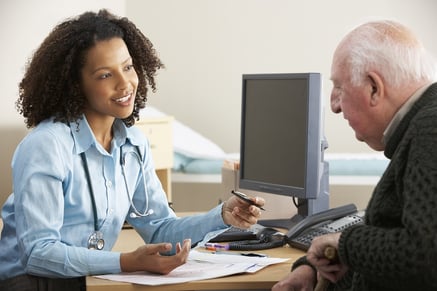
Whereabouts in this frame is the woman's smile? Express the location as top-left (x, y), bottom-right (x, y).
top-left (114, 93), bottom-right (134, 105)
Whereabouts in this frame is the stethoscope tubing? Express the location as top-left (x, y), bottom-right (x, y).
top-left (120, 146), bottom-right (153, 218)
top-left (81, 145), bottom-right (153, 232)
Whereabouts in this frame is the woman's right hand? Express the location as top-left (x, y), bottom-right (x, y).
top-left (120, 239), bottom-right (191, 274)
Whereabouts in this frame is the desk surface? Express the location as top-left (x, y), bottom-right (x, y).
top-left (86, 228), bottom-right (305, 291)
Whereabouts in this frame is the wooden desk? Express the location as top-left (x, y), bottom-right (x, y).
top-left (86, 228), bottom-right (305, 291)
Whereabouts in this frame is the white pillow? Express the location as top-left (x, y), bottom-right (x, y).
top-left (140, 107), bottom-right (226, 159)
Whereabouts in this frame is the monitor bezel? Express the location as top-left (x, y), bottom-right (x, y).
top-left (239, 72), bottom-right (323, 200)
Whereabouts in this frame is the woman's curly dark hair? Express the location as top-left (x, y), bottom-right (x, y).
top-left (16, 9), bottom-right (163, 128)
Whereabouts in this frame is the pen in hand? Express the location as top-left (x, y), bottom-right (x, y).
top-left (231, 190), bottom-right (266, 211)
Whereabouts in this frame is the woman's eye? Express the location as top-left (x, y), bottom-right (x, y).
top-left (99, 73), bottom-right (111, 79)
top-left (125, 64), bottom-right (134, 71)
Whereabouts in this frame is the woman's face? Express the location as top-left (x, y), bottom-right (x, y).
top-left (80, 37), bottom-right (138, 122)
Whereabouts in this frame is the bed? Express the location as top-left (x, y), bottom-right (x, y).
top-left (171, 151), bottom-right (389, 213)
top-left (172, 152), bottom-right (389, 185)
top-left (141, 107), bottom-right (390, 212)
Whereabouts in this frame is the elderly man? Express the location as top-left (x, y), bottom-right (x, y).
top-left (272, 20), bottom-right (437, 291)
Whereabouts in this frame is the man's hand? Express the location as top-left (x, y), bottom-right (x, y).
top-left (272, 265), bottom-right (316, 291)
top-left (306, 233), bottom-right (348, 283)
top-left (120, 239), bottom-right (191, 274)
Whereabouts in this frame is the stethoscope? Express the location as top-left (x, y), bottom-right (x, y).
top-left (119, 145), bottom-right (154, 218)
top-left (80, 145), bottom-right (154, 250)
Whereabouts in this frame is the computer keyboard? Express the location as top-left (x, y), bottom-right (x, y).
top-left (208, 224), bottom-right (286, 250)
top-left (209, 226), bottom-right (257, 242)
top-left (208, 224), bottom-right (265, 242)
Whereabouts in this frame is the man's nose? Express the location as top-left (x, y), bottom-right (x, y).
top-left (330, 94), bottom-right (341, 113)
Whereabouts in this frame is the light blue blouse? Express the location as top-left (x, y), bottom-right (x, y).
top-left (0, 116), bottom-right (227, 279)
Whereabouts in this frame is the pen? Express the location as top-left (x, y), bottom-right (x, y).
top-left (241, 252), bottom-right (267, 257)
top-left (231, 190), bottom-right (266, 211)
top-left (204, 242), bottom-right (229, 251)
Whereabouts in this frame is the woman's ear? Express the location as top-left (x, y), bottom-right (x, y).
top-left (367, 72), bottom-right (384, 106)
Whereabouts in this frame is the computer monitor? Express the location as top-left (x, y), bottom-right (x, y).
top-left (239, 73), bottom-right (329, 229)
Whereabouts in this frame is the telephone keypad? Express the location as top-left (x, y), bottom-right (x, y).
top-left (288, 212), bottom-right (364, 251)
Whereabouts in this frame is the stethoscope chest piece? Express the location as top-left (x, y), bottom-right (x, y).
top-left (88, 231), bottom-right (105, 250)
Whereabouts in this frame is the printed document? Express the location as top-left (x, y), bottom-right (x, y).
top-left (94, 249), bottom-right (289, 286)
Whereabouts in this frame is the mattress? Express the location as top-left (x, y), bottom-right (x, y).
top-left (173, 152), bottom-right (389, 176)
top-left (172, 152), bottom-right (390, 186)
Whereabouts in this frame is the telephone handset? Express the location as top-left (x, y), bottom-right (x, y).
top-left (286, 203), bottom-right (365, 251)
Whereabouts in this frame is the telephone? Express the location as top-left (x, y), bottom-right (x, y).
top-left (208, 203), bottom-right (365, 251)
top-left (286, 203), bottom-right (365, 251)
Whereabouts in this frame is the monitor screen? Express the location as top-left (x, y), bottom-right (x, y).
top-left (239, 73), bottom-right (329, 226)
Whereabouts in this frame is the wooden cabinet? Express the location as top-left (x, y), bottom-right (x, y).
top-left (135, 116), bottom-right (174, 203)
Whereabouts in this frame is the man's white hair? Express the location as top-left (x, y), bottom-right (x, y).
top-left (338, 20), bottom-right (437, 87)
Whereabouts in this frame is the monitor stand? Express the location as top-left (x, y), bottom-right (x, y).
top-left (257, 163), bottom-right (330, 230)
top-left (258, 213), bottom-right (306, 230)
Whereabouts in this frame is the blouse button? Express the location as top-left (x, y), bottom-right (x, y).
top-left (106, 180), bottom-right (112, 188)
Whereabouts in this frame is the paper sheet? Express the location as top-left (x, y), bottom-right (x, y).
top-left (94, 249), bottom-right (289, 286)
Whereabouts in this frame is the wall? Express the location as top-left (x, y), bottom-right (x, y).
top-left (1, 0), bottom-right (437, 206)
top-left (126, 0), bottom-right (437, 154)
top-left (0, 0), bottom-right (126, 205)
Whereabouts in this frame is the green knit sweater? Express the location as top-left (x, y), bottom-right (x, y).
top-left (333, 82), bottom-right (437, 291)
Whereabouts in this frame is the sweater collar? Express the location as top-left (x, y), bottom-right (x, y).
top-left (384, 82), bottom-right (437, 158)
top-left (382, 83), bottom-right (432, 146)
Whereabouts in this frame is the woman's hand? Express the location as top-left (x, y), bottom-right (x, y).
top-left (271, 265), bottom-right (316, 291)
top-left (221, 195), bottom-right (265, 228)
top-left (120, 239), bottom-right (191, 274)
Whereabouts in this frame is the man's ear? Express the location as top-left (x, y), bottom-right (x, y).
top-left (367, 72), bottom-right (384, 106)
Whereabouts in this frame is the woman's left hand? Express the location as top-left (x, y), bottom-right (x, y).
top-left (221, 195), bottom-right (265, 228)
